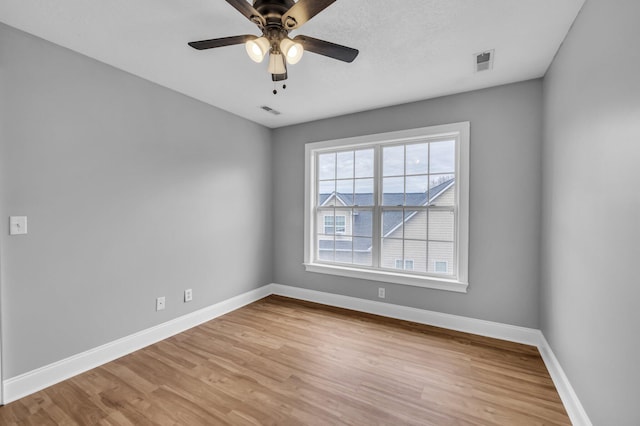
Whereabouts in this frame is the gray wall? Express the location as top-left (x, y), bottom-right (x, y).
top-left (273, 80), bottom-right (543, 328)
top-left (0, 24), bottom-right (273, 378)
top-left (541, 1), bottom-right (640, 424)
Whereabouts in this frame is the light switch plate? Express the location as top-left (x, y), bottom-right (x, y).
top-left (9, 216), bottom-right (28, 235)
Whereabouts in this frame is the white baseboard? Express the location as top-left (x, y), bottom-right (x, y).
top-left (2, 282), bottom-right (591, 426)
top-left (269, 283), bottom-right (542, 346)
top-left (2, 285), bottom-right (271, 404)
top-left (538, 334), bottom-right (593, 426)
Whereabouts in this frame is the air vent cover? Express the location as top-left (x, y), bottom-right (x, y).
top-left (474, 50), bottom-right (495, 72)
top-left (260, 105), bottom-right (281, 115)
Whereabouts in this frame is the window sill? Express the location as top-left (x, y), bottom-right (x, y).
top-left (303, 263), bottom-right (468, 293)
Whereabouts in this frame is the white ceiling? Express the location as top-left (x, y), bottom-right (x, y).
top-left (0, 0), bottom-right (584, 128)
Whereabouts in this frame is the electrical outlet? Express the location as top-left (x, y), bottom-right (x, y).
top-left (9, 216), bottom-right (28, 235)
top-left (378, 287), bottom-right (386, 299)
top-left (156, 296), bottom-right (166, 311)
top-left (184, 289), bottom-right (193, 302)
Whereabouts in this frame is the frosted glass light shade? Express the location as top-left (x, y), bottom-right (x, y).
top-left (268, 53), bottom-right (286, 74)
top-left (280, 38), bottom-right (304, 64)
top-left (245, 37), bottom-right (270, 63)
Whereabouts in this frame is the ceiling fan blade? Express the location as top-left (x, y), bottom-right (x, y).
top-left (294, 35), bottom-right (359, 63)
top-left (225, 0), bottom-right (265, 27)
top-left (188, 35), bottom-right (256, 50)
top-left (282, 0), bottom-right (336, 30)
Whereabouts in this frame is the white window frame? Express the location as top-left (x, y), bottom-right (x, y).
top-left (304, 122), bottom-right (470, 293)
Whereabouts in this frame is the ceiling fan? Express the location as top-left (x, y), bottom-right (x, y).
top-left (188, 0), bottom-right (359, 91)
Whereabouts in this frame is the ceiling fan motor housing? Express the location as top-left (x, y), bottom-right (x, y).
top-left (253, 0), bottom-right (295, 26)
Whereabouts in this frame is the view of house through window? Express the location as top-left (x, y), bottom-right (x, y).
top-left (305, 123), bottom-right (469, 291)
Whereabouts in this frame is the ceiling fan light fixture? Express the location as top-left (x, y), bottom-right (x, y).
top-left (280, 38), bottom-right (304, 64)
top-left (268, 53), bottom-right (287, 74)
top-left (188, 0), bottom-right (360, 85)
top-left (245, 36), bottom-right (270, 63)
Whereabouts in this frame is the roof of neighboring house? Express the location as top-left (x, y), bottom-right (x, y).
top-left (319, 239), bottom-right (369, 251)
top-left (318, 178), bottom-right (454, 251)
top-left (319, 178), bottom-right (453, 208)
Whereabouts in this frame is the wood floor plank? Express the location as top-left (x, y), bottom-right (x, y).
top-left (0, 295), bottom-right (571, 425)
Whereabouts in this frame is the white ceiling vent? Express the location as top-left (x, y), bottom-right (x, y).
top-left (260, 105), bottom-right (281, 115)
top-left (474, 50), bottom-right (495, 72)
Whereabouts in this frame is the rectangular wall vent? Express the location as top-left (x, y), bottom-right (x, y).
top-left (260, 105), bottom-right (281, 115)
top-left (474, 49), bottom-right (495, 72)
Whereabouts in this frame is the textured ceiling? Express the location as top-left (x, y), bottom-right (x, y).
top-left (0, 0), bottom-right (584, 128)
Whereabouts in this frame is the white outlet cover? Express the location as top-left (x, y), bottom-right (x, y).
top-left (156, 296), bottom-right (166, 311)
top-left (184, 289), bottom-right (193, 302)
top-left (9, 216), bottom-right (28, 235)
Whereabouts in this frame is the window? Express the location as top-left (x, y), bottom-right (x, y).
top-left (395, 259), bottom-right (414, 270)
top-left (434, 261), bottom-right (448, 274)
top-left (323, 215), bottom-right (346, 234)
top-left (304, 122), bottom-right (469, 293)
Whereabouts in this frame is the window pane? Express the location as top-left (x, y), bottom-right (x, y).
top-left (318, 180), bottom-right (335, 206)
top-left (428, 209), bottom-right (454, 241)
top-left (353, 209), bottom-right (372, 238)
top-left (336, 179), bottom-right (354, 205)
top-left (406, 175), bottom-right (429, 206)
top-left (336, 151), bottom-right (354, 179)
top-left (319, 153), bottom-right (336, 180)
top-left (428, 241), bottom-right (455, 274)
top-left (355, 149), bottom-right (374, 178)
top-left (382, 177), bottom-right (404, 206)
top-left (404, 210), bottom-right (427, 240)
top-left (406, 143), bottom-right (428, 175)
top-left (381, 238), bottom-right (403, 269)
top-left (430, 140), bottom-right (455, 174)
top-left (354, 178), bottom-right (374, 206)
top-left (404, 240), bottom-right (427, 272)
top-left (334, 239), bottom-right (353, 264)
top-left (335, 215), bottom-right (346, 233)
top-left (382, 210), bottom-right (403, 238)
top-left (353, 238), bottom-right (372, 266)
top-left (317, 237), bottom-right (334, 262)
top-left (383, 145), bottom-right (404, 176)
top-left (429, 174), bottom-right (455, 206)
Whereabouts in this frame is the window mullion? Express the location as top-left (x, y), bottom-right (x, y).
top-left (372, 145), bottom-right (382, 268)
top-left (402, 145), bottom-right (406, 267)
top-left (313, 153), bottom-right (320, 263)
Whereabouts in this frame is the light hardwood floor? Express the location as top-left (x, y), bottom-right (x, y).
top-left (0, 295), bottom-right (570, 425)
